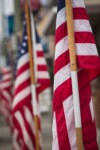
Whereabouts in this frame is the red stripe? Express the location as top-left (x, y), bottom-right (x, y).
top-left (14, 78), bottom-right (30, 96)
top-left (27, 103), bottom-right (41, 131)
top-left (0, 92), bottom-right (9, 103)
top-left (54, 72), bottom-right (99, 149)
top-left (56, 104), bottom-right (71, 150)
top-left (54, 53), bottom-right (100, 75)
top-left (37, 65), bottom-right (48, 71)
top-left (1, 78), bottom-right (12, 84)
top-left (79, 76), bottom-right (99, 150)
top-left (75, 32), bottom-right (95, 43)
top-left (20, 107), bottom-right (35, 149)
top-left (56, 22), bottom-right (67, 44)
top-left (13, 94), bottom-right (31, 112)
top-left (77, 55), bottom-right (100, 69)
top-left (17, 62), bottom-right (29, 76)
top-left (54, 50), bottom-right (70, 74)
top-left (73, 8), bottom-right (88, 20)
top-left (53, 78), bottom-right (72, 110)
top-left (1, 89), bottom-right (12, 102)
top-left (37, 51), bottom-right (44, 57)
top-left (56, 22), bottom-right (95, 44)
top-left (37, 84), bottom-right (50, 94)
top-left (13, 115), bottom-right (29, 150)
top-left (1, 70), bottom-right (12, 74)
top-left (37, 78), bottom-right (51, 84)
top-left (53, 70), bottom-right (96, 110)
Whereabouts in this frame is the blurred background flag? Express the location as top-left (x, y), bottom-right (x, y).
top-left (12, 17), bottom-right (39, 150)
top-left (35, 25), bottom-right (51, 113)
top-left (0, 50), bottom-right (13, 133)
top-left (35, 29), bottom-right (51, 95)
top-left (12, 12), bottom-right (51, 149)
top-left (52, 0), bottom-right (100, 149)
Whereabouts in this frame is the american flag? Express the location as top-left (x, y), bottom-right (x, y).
top-left (35, 28), bottom-right (51, 95)
top-left (12, 16), bottom-right (50, 150)
top-left (0, 54), bottom-right (13, 131)
top-left (52, 0), bottom-right (100, 149)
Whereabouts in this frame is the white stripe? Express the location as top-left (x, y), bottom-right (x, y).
top-left (2, 90), bottom-right (12, 102)
top-left (72, 0), bottom-right (85, 8)
top-left (2, 74), bottom-right (12, 80)
top-left (15, 69), bottom-right (30, 89)
top-left (35, 44), bottom-right (42, 51)
top-left (18, 53), bottom-right (29, 70)
top-left (71, 71), bottom-right (82, 128)
top-left (37, 71), bottom-right (49, 79)
top-left (54, 64), bottom-right (71, 91)
top-left (31, 84), bottom-right (38, 115)
top-left (13, 129), bottom-right (21, 150)
top-left (13, 140), bottom-right (20, 150)
top-left (57, 10), bottom-right (91, 31)
top-left (52, 112), bottom-right (59, 150)
top-left (57, 7), bottom-right (89, 29)
top-left (0, 82), bottom-right (12, 89)
top-left (63, 96), bottom-right (77, 150)
top-left (37, 58), bottom-right (46, 65)
top-left (24, 106), bottom-right (35, 135)
top-left (76, 43), bottom-right (98, 56)
top-left (55, 36), bottom-right (98, 60)
top-left (57, 0), bottom-right (85, 21)
top-left (15, 112), bottom-right (34, 150)
top-left (1, 67), bottom-right (11, 73)
top-left (74, 20), bottom-right (92, 32)
top-left (24, 106), bottom-right (42, 147)
top-left (89, 97), bottom-right (95, 121)
top-left (56, 8), bottom-right (66, 29)
top-left (13, 86), bottom-right (31, 109)
top-left (55, 36), bottom-right (68, 60)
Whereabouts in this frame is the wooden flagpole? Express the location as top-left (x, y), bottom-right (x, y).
top-left (25, 0), bottom-right (40, 150)
top-left (65, 0), bottom-right (83, 149)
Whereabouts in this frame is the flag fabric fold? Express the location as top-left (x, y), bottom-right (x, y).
top-left (52, 0), bottom-right (100, 149)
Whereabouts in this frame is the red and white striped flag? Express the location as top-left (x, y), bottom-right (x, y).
top-left (52, 0), bottom-right (100, 149)
top-left (0, 66), bottom-right (13, 131)
top-left (12, 17), bottom-right (51, 150)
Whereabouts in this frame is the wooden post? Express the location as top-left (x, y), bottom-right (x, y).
top-left (65, 0), bottom-right (83, 149)
top-left (25, 0), bottom-right (40, 150)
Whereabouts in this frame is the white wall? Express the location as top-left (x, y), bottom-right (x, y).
top-left (4, 0), bottom-right (15, 16)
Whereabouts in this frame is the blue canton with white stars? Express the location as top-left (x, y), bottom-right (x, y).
top-left (18, 18), bottom-right (28, 60)
top-left (14, 17), bottom-right (28, 78)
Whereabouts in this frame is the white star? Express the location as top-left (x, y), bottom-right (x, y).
top-left (22, 42), bottom-right (27, 47)
top-left (24, 36), bottom-right (28, 40)
top-left (21, 49), bottom-right (25, 54)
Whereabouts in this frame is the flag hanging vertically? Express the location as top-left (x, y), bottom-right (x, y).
top-left (35, 29), bottom-right (51, 113)
top-left (52, 0), bottom-right (100, 150)
top-left (12, 14), bottom-right (51, 150)
top-left (35, 29), bottom-right (51, 95)
top-left (12, 18), bottom-right (41, 150)
top-left (0, 53), bottom-right (13, 131)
